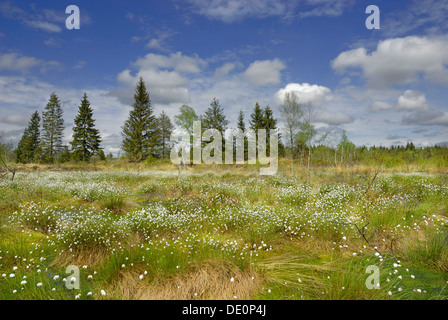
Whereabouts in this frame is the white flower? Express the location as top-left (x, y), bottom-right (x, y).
top-left (230, 277), bottom-right (235, 282)
top-left (21, 280), bottom-right (27, 285)
top-left (53, 275), bottom-right (60, 281)
top-left (139, 275), bottom-right (144, 280)
top-left (37, 283), bottom-right (42, 287)
top-left (411, 275), bottom-right (415, 279)
top-left (388, 291), bottom-right (392, 296)
top-left (101, 290), bottom-right (106, 296)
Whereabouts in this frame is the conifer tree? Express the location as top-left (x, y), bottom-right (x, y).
top-left (121, 78), bottom-right (159, 162)
top-left (16, 111), bottom-right (40, 164)
top-left (262, 106), bottom-right (283, 156)
top-left (237, 110), bottom-right (246, 132)
top-left (201, 98), bottom-right (229, 136)
top-left (157, 111), bottom-right (174, 158)
top-left (41, 93), bottom-right (64, 163)
top-left (249, 102), bottom-right (264, 131)
top-left (236, 110), bottom-right (248, 160)
top-left (71, 93), bottom-right (102, 162)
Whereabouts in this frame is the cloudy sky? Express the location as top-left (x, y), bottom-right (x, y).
top-left (1, 0), bottom-right (448, 154)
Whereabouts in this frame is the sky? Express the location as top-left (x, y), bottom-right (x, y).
top-left (1, 0), bottom-right (448, 155)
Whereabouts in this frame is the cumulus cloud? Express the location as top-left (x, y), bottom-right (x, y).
top-left (0, 53), bottom-right (41, 73)
top-left (215, 62), bottom-right (238, 79)
top-left (244, 59), bottom-right (285, 87)
top-left (397, 90), bottom-right (428, 111)
top-left (275, 83), bottom-right (331, 106)
top-left (111, 52), bottom-right (206, 105)
top-left (332, 36), bottom-right (448, 87)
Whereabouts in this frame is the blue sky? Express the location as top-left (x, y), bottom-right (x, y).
top-left (1, 0), bottom-right (448, 154)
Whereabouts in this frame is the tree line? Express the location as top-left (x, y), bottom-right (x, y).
top-left (8, 77), bottom-right (448, 167)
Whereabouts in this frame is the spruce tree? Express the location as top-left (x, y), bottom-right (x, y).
top-left (121, 78), bottom-right (159, 162)
top-left (71, 93), bottom-right (102, 162)
top-left (249, 102), bottom-right (264, 131)
top-left (41, 93), bottom-right (64, 163)
top-left (202, 98), bottom-right (229, 136)
top-left (16, 111), bottom-right (40, 164)
top-left (237, 110), bottom-right (246, 132)
top-left (262, 106), bottom-right (283, 156)
top-left (236, 110), bottom-right (248, 160)
top-left (157, 111), bottom-right (174, 158)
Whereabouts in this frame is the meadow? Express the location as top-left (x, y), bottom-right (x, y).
top-left (1, 160), bottom-right (447, 300)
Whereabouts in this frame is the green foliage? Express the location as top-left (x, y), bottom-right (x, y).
top-left (237, 110), bottom-right (246, 132)
top-left (201, 98), bottom-right (229, 136)
top-left (174, 105), bottom-right (198, 133)
top-left (16, 111), bottom-right (41, 164)
top-left (157, 111), bottom-right (174, 158)
top-left (40, 93), bottom-right (64, 163)
top-left (121, 78), bottom-right (160, 162)
top-left (249, 102), bottom-right (264, 131)
top-left (71, 93), bottom-right (102, 162)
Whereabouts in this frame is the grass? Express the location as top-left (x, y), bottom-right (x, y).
top-left (0, 161), bottom-right (447, 300)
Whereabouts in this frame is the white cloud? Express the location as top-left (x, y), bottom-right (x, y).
top-left (299, 0), bottom-right (355, 18)
top-left (186, 0), bottom-right (295, 23)
top-left (317, 112), bottom-right (353, 126)
top-left (24, 20), bottom-right (61, 33)
top-left (215, 62), bottom-right (238, 79)
top-left (0, 2), bottom-right (62, 33)
top-left (112, 52), bottom-right (206, 105)
top-left (383, 0), bottom-right (448, 37)
top-left (185, 0), bottom-right (354, 23)
top-left (402, 109), bottom-right (448, 127)
top-left (370, 101), bottom-right (393, 112)
top-left (132, 52), bottom-right (205, 74)
top-left (332, 36), bottom-right (448, 87)
top-left (397, 90), bottom-right (428, 111)
top-left (0, 53), bottom-right (41, 73)
top-left (275, 83), bottom-right (331, 106)
top-left (244, 59), bottom-right (285, 87)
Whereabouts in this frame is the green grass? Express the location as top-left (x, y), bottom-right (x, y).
top-left (1, 166), bottom-right (447, 300)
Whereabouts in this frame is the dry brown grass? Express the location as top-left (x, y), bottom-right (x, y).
top-left (50, 249), bottom-right (111, 268)
top-left (108, 260), bottom-right (263, 300)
